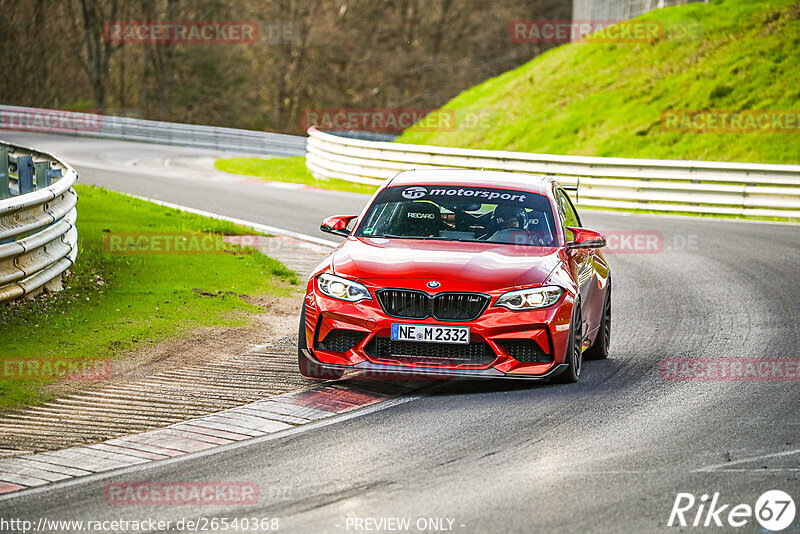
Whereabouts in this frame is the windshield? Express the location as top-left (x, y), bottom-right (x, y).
top-left (355, 185), bottom-right (557, 246)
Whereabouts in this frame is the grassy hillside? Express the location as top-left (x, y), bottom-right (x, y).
top-left (399, 0), bottom-right (800, 164)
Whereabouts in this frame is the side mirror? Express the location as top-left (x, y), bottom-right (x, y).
top-left (320, 215), bottom-right (358, 237)
top-left (565, 227), bottom-right (606, 249)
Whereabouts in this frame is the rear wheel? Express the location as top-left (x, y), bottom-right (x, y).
top-left (298, 307), bottom-right (345, 380)
top-left (553, 302), bottom-right (583, 384)
top-left (585, 288), bottom-right (611, 360)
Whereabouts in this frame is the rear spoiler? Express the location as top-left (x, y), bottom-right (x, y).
top-left (560, 178), bottom-right (579, 202)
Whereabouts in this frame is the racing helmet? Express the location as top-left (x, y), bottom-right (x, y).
top-left (491, 205), bottom-right (528, 230)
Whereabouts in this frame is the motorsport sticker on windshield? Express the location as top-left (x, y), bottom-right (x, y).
top-left (397, 185), bottom-right (528, 203)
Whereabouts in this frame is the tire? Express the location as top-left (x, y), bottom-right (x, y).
top-left (298, 307), bottom-right (345, 380)
top-left (553, 302), bottom-right (583, 384)
top-left (585, 287), bottom-right (611, 360)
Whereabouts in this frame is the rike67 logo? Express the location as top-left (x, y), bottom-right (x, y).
top-left (669, 490), bottom-right (796, 531)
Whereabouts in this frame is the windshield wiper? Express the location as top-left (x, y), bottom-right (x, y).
top-left (366, 233), bottom-right (415, 239)
top-left (366, 234), bottom-right (480, 242)
top-left (431, 238), bottom-right (479, 243)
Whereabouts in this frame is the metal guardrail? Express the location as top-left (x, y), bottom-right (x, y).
top-left (0, 105), bottom-right (307, 157)
top-left (306, 127), bottom-right (800, 219)
top-left (0, 140), bottom-right (78, 303)
top-left (572, 0), bottom-right (707, 22)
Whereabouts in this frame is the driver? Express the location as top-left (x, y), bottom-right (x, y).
top-left (491, 205), bottom-right (528, 231)
top-left (486, 205), bottom-right (534, 244)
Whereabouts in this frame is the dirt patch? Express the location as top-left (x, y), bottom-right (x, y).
top-left (39, 293), bottom-right (304, 400)
top-left (0, 290), bottom-right (311, 455)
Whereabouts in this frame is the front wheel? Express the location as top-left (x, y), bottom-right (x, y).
top-left (553, 302), bottom-right (583, 384)
top-left (298, 307), bottom-right (345, 380)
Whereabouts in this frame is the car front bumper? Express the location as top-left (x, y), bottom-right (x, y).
top-left (303, 279), bottom-right (576, 380)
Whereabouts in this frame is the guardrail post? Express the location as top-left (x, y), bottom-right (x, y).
top-left (46, 168), bottom-right (62, 184)
top-left (34, 161), bottom-right (51, 189)
top-left (0, 149), bottom-right (11, 243)
top-left (0, 148), bottom-right (9, 199)
top-left (17, 155), bottom-right (34, 194)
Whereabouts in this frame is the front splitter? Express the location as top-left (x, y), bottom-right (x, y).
top-left (302, 349), bottom-right (568, 381)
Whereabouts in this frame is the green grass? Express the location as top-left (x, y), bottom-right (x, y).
top-left (215, 156), bottom-right (378, 195)
top-left (398, 0), bottom-right (800, 164)
top-left (0, 185), bottom-right (298, 410)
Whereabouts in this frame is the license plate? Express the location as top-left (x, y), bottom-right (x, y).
top-left (391, 323), bottom-right (470, 345)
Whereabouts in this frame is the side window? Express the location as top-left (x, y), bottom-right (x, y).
top-left (562, 191), bottom-right (582, 228)
top-left (554, 191), bottom-right (567, 225)
top-left (556, 189), bottom-right (581, 241)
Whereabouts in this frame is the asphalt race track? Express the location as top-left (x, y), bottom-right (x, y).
top-left (2, 132), bottom-right (366, 239)
top-left (0, 132), bottom-right (798, 533)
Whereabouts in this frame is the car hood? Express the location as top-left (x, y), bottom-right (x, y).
top-left (332, 237), bottom-right (562, 290)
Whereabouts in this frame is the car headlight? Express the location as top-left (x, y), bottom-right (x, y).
top-left (317, 273), bottom-right (371, 302)
top-left (495, 286), bottom-right (563, 310)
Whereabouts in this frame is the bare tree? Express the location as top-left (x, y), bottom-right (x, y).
top-left (0, 0), bottom-right (572, 131)
top-left (73, 0), bottom-right (123, 112)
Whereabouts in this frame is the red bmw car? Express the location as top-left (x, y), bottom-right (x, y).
top-left (298, 169), bottom-right (611, 383)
